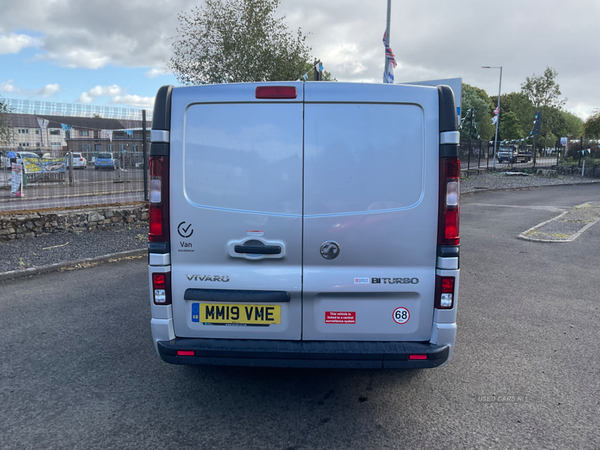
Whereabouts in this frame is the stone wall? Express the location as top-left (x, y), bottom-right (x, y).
top-left (0, 203), bottom-right (148, 241)
top-left (556, 164), bottom-right (600, 178)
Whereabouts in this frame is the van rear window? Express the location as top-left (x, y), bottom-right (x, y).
top-left (304, 103), bottom-right (425, 215)
top-left (183, 103), bottom-right (303, 215)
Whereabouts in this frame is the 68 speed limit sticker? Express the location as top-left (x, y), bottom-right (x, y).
top-left (392, 307), bottom-right (410, 324)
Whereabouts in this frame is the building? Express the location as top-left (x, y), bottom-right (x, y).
top-left (1, 113), bottom-right (150, 166)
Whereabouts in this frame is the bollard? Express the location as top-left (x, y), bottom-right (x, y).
top-left (114, 159), bottom-right (124, 183)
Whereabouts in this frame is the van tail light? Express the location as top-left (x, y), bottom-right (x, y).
top-left (435, 275), bottom-right (455, 309)
top-left (152, 272), bottom-right (171, 305)
top-left (149, 156), bottom-right (170, 242)
top-left (438, 157), bottom-right (460, 246)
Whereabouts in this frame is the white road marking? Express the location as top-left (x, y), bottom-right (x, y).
top-left (465, 203), bottom-right (568, 212)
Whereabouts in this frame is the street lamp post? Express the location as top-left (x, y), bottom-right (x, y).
top-left (482, 66), bottom-right (502, 168)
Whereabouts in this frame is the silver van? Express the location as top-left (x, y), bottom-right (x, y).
top-left (148, 82), bottom-right (460, 369)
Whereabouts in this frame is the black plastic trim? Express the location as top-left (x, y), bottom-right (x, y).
top-left (437, 85), bottom-right (458, 133)
top-left (437, 245), bottom-right (460, 258)
top-left (152, 85), bottom-right (173, 131)
top-left (440, 144), bottom-right (459, 158)
top-left (157, 338), bottom-right (450, 369)
top-left (184, 289), bottom-right (290, 303)
top-left (148, 242), bottom-right (170, 254)
top-left (150, 142), bottom-right (169, 157)
top-left (234, 245), bottom-right (281, 255)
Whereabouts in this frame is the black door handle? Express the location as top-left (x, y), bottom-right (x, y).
top-left (234, 245), bottom-right (281, 255)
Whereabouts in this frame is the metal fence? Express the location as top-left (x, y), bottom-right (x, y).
top-left (0, 100), bottom-right (151, 212)
top-left (459, 138), bottom-right (565, 172)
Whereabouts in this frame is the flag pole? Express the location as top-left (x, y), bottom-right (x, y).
top-left (383, 0), bottom-right (391, 82)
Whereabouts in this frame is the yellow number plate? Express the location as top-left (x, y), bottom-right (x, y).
top-left (199, 303), bottom-right (281, 325)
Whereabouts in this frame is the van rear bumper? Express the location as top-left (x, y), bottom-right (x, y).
top-left (157, 338), bottom-right (450, 369)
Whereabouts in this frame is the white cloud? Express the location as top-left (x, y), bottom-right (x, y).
top-left (78, 85), bottom-right (122, 102)
top-left (0, 80), bottom-right (20, 93)
top-left (38, 83), bottom-right (60, 97)
top-left (77, 92), bottom-right (93, 103)
top-left (145, 67), bottom-right (169, 78)
top-left (110, 95), bottom-right (154, 108)
top-left (89, 85), bottom-right (122, 97)
top-left (76, 85), bottom-right (154, 108)
top-left (0, 32), bottom-right (40, 54)
top-left (41, 49), bottom-right (111, 69)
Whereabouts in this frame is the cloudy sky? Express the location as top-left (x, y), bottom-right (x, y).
top-left (0, 0), bottom-right (598, 119)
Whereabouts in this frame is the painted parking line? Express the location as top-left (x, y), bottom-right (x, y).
top-left (464, 203), bottom-right (568, 213)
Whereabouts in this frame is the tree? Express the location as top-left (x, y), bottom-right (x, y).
top-left (0, 97), bottom-right (13, 146)
top-left (520, 67), bottom-right (568, 145)
top-left (499, 111), bottom-right (523, 140)
top-left (461, 83), bottom-right (494, 140)
top-left (498, 92), bottom-right (535, 138)
top-left (168, 0), bottom-right (313, 85)
top-left (520, 66), bottom-right (566, 110)
top-left (583, 111), bottom-right (600, 138)
top-left (561, 110), bottom-right (583, 138)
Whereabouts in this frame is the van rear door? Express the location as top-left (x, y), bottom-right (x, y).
top-left (169, 83), bottom-right (304, 340)
top-left (302, 83), bottom-right (440, 341)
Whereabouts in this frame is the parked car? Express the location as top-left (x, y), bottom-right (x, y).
top-left (95, 152), bottom-right (116, 170)
top-left (67, 152), bottom-right (87, 169)
top-left (497, 146), bottom-right (531, 164)
top-left (1, 151), bottom-right (39, 168)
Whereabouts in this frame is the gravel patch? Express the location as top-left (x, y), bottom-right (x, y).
top-left (462, 171), bottom-right (599, 194)
top-left (519, 202), bottom-right (600, 242)
top-left (0, 224), bottom-right (148, 273)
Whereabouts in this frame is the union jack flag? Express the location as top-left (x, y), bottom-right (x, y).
top-left (494, 106), bottom-right (500, 115)
top-left (383, 32), bottom-right (397, 68)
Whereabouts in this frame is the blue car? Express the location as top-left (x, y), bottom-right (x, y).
top-left (95, 152), bottom-right (116, 170)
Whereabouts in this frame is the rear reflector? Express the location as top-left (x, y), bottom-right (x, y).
top-left (409, 355), bottom-right (427, 360)
top-left (435, 275), bottom-right (455, 309)
top-left (255, 86), bottom-right (297, 99)
top-left (149, 207), bottom-right (162, 236)
top-left (177, 351), bottom-right (195, 356)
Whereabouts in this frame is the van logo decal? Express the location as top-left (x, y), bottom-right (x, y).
top-left (177, 222), bottom-right (194, 238)
top-left (320, 241), bottom-right (340, 260)
top-left (372, 277), bottom-right (419, 284)
top-left (186, 275), bottom-right (230, 282)
top-left (354, 277), bottom-right (370, 284)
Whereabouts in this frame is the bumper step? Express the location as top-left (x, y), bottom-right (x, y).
top-left (158, 338), bottom-right (449, 369)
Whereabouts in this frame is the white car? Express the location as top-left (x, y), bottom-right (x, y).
top-left (68, 152), bottom-right (87, 169)
top-left (2, 151), bottom-right (37, 168)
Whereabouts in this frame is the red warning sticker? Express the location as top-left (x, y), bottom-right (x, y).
top-left (325, 311), bottom-right (356, 324)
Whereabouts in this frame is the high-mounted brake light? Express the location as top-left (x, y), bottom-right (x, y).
top-left (435, 275), bottom-right (455, 309)
top-left (152, 272), bottom-right (171, 305)
top-left (438, 158), bottom-right (460, 245)
top-left (149, 156), bottom-right (170, 242)
top-left (255, 86), bottom-right (297, 99)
